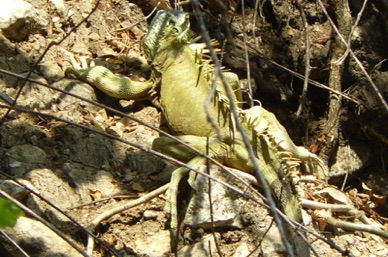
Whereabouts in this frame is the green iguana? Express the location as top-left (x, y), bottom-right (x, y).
top-left (66, 10), bottom-right (328, 256)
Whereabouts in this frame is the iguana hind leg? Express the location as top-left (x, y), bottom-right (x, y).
top-left (164, 156), bottom-right (207, 229)
top-left (153, 136), bottom-right (212, 246)
top-left (243, 106), bottom-right (329, 179)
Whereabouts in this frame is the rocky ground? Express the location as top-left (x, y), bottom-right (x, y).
top-left (0, 0), bottom-right (387, 256)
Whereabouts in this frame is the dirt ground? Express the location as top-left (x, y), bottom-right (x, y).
top-left (0, 0), bottom-right (387, 256)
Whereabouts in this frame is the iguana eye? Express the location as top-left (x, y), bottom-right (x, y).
top-left (173, 26), bottom-right (182, 34)
top-left (169, 26), bottom-right (177, 37)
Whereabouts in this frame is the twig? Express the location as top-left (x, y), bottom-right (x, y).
top-left (0, 190), bottom-right (89, 257)
top-left (236, 36), bottom-right (359, 104)
top-left (336, 0), bottom-right (369, 64)
top-left (295, 0), bottom-right (312, 116)
top-left (317, 0), bottom-right (388, 112)
top-left (86, 184), bottom-right (169, 255)
top-left (0, 170), bottom-right (121, 257)
top-left (115, 4), bottom-right (161, 33)
top-left (0, 103), bottom-right (262, 203)
top-left (276, 201), bottom-right (353, 256)
top-left (145, 0), bottom-right (172, 10)
top-left (302, 199), bottom-right (388, 239)
top-left (1, 0), bottom-right (102, 121)
top-left (0, 230), bottom-right (30, 257)
top-left (240, 0), bottom-right (254, 107)
top-left (0, 103), bottom-right (285, 254)
top-left (67, 195), bottom-right (139, 210)
top-left (0, 101), bottom-right (356, 255)
top-left (0, 68), bottom-right (261, 201)
top-left (327, 216), bottom-right (388, 239)
top-left (301, 199), bottom-right (354, 212)
top-left (191, 2), bottom-right (296, 256)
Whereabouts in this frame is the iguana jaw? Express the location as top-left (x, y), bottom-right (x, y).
top-left (142, 11), bottom-right (191, 63)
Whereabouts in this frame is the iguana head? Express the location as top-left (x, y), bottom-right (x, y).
top-left (142, 11), bottom-right (191, 63)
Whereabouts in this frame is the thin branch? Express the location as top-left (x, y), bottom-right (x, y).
top-left (240, 0), bottom-right (254, 107)
top-left (0, 230), bottom-right (30, 257)
top-left (0, 102), bottom-right (289, 253)
top-left (317, 0), bottom-right (388, 112)
top-left (0, 170), bottom-right (121, 257)
top-left (1, 0), bottom-right (102, 120)
top-left (295, 0), bottom-right (312, 116)
top-left (68, 195), bottom-right (139, 210)
top-left (336, 0), bottom-right (369, 64)
top-left (327, 216), bottom-right (388, 239)
top-left (191, 2), bottom-right (295, 256)
top-left (235, 36), bottom-right (360, 104)
top-left (0, 190), bottom-right (89, 257)
top-left (0, 102), bottom-right (356, 255)
top-left (0, 68), bottom-right (261, 196)
top-left (86, 184), bottom-right (170, 254)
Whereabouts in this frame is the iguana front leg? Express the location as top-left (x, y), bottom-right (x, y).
top-left (65, 54), bottom-right (155, 101)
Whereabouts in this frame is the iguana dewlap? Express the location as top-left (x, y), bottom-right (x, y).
top-left (66, 10), bottom-right (328, 256)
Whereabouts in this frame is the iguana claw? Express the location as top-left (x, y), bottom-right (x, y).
top-left (65, 10), bottom-right (327, 257)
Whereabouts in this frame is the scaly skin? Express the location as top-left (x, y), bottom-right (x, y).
top-left (66, 10), bottom-right (328, 256)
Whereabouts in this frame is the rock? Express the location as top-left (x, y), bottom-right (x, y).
top-left (91, 170), bottom-right (126, 196)
top-left (6, 144), bottom-right (49, 176)
top-left (38, 61), bottom-right (64, 82)
top-left (0, 120), bottom-right (48, 149)
top-left (134, 230), bottom-right (170, 257)
top-left (367, 173), bottom-right (388, 196)
top-left (131, 181), bottom-right (145, 192)
top-left (3, 216), bottom-right (83, 257)
top-left (24, 168), bottom-right (81, 222)
top-left (141, 220), bottom-right (160, 235)
top-left (0, 0), bottom-right (47, 41)
top-left (67, 132), bottom-right (112, 168)
top-left (53, 78), bottom-right (101, 115)
top-left (63, 163), bottom-right (126, 203)
top-left (232, 242), bottom-right (250, 257)
top-left (177, 234), bottom-right (219, 257)
top-left (70, 41), bottom-right (90, 55)
top-left (143, 210), bottom-right (162, 220)
top-left (88, 32), bottom-right (100, 41)
top-left (0, 33), bottom-right (16, 56)
top-left (50, 0), bottom-right (66, 16)
top-left (184, 165), bottom-right (243, 229)
top-left (259, 225), bottom-right (287, 256)
top-left (0, 180), bottom-right (29, 200)
top-left (330, 139), bottom-right (370, 177)
top-left (96, 47), bottom-right (117, 58)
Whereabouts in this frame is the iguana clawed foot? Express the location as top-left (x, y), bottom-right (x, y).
top-left (63, 49), bottom-right (154, 101)
top-left (64, 10), bottom-right (328, 256)
top-left (152, 136), bottom-right (213, 235)
top-left (242, 106), bottom-right (328, 179)
top-left (61, 49), bottom-right (95, 70)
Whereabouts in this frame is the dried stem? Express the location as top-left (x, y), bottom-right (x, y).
top-left (295, 0), bottom-right (312, 116)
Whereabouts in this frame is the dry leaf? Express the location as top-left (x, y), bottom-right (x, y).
top-left (312, 209), bottom-right (330, 231)
top-left (89, 189), bottom-right (102, 201)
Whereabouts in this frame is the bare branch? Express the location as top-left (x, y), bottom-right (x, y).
top-left (295, 0), bottom-right (312, 116)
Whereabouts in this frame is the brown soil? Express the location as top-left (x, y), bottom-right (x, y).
top-left (0, 0), bottom-right (387, 256)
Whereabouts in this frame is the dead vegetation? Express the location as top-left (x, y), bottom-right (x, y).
top-left (0, 0), bottom-right (387, 256)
